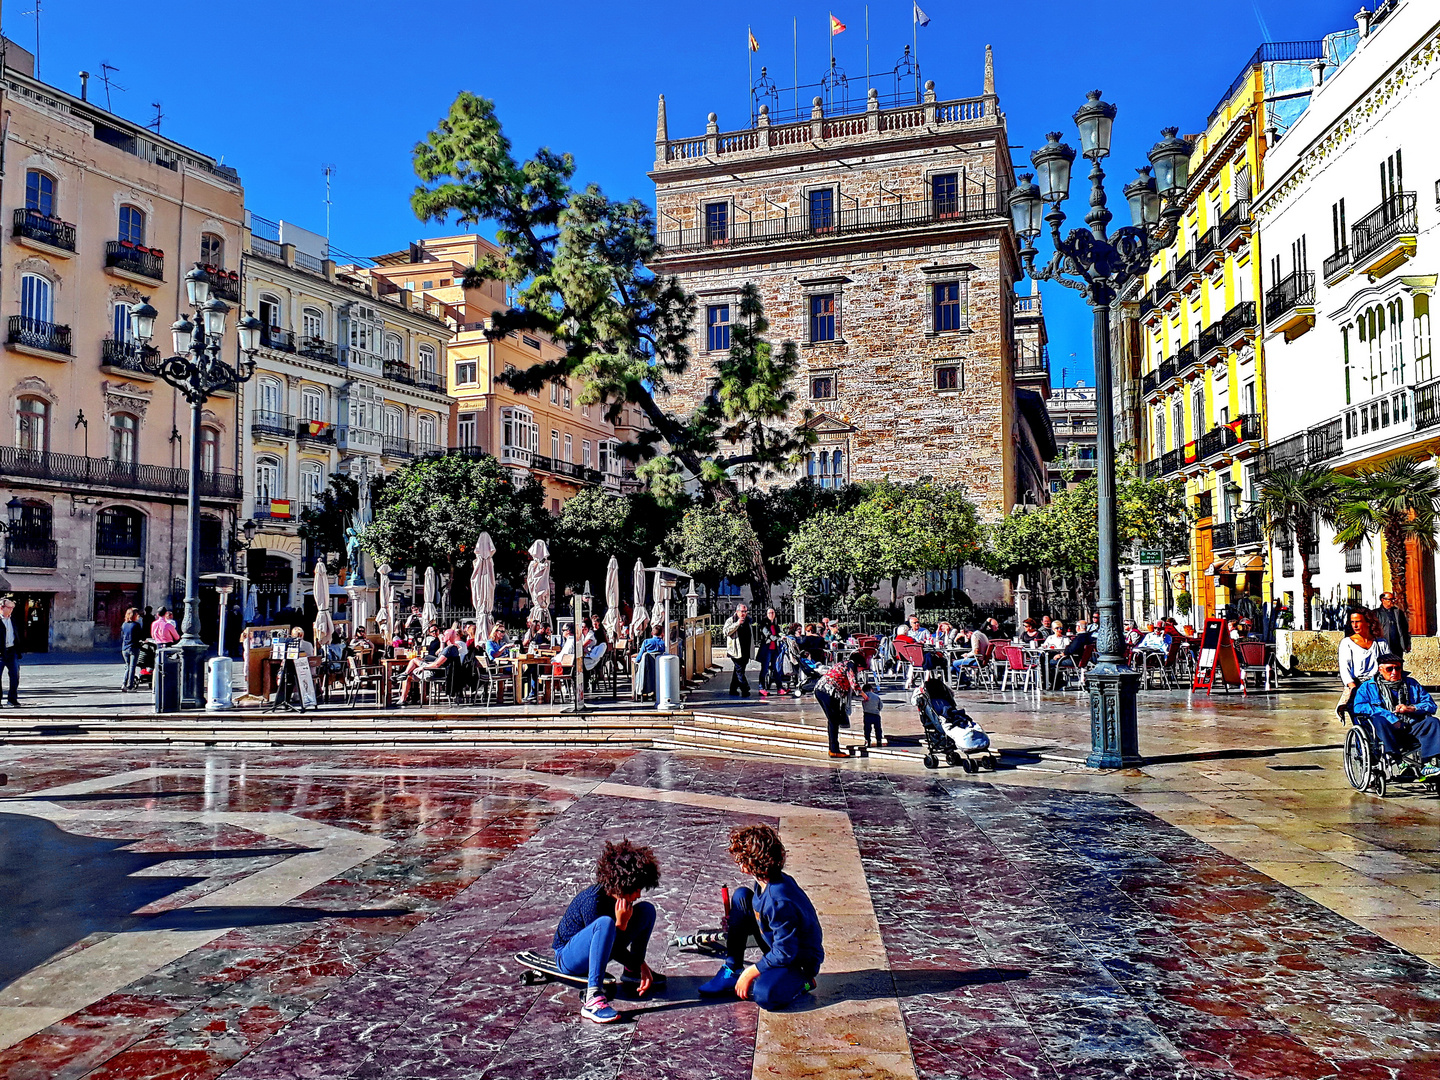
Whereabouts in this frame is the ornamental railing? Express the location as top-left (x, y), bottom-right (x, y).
top-left (1351, 192), bottom-right (1416, 263)
top-left (105, 240), bottom-right (164, 281)
top-left (0, 445), bottom-right (241, 499)
top-left (1264, 270), bottom-right (1314, 323)
top-left (7, 315), bottom-right (72, 355)
top-left (13, 207), bottom-right (76, 251)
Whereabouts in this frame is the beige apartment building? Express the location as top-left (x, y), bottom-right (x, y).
top-left (240, 217), bottom-right (454, 620)
top-left (0, 39), bottom-right (245, 650)
top-left (367, 234), bottom-right (644, 511)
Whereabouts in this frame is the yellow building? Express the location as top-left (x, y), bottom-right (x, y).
top-left (1137, 43), bottom-right (1325, 624)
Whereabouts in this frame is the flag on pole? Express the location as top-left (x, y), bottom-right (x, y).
top-left (749, 27), bottom-right (759, 51)
top-left (830, 12), bottom-right (847, 35)
top-left (913, 3), bottom-right (930, 27)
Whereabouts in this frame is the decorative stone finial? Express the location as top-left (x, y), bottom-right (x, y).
top-left (655, 94), bottom-right (667, 142)
top-left (867, 87), bottom-right (878, 100)
top-left (984, 44), bottom-right (995, 96)
top-left (706, 111), bottom-right (718, 134)
top-left (811, 95), bottom-right (824, 120)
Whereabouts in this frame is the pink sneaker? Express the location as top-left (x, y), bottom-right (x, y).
top-left (758, 689), bottom-right (769, 697)
top-left (779, 689), bottom-right (788, 696)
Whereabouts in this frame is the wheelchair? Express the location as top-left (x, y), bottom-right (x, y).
top-left (1341, 710), bottom-right (1440, 797)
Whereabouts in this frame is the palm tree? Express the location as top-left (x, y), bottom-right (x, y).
top-left (1333, 456), bottom-right (1440, 616)
top-left (1251, 464), bottom-right (1340, 630)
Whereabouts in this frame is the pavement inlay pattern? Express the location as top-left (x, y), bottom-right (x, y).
top-left (0, 747), bottom-right (1436, 1079)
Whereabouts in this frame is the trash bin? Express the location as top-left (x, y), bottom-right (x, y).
top-left (206, 657), bottom-right (235, 711)
top-left (656, 654), bottom-right (682, 709)
top-left (153, 646), bottom-right (181, 714)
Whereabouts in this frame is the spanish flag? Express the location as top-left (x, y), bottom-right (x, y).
top-left (748, 27), bottom-right (759, 51)
top-left (830, 12), bottom-right (846, 35)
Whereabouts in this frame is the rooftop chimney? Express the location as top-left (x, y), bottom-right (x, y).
top-left (78, 70), bottom-right (89, 101)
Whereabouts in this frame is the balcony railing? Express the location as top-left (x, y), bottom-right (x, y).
top-left (1198, 425), bottom-right (1236, 461)
top-left (382, 435), bottom-right (416, 458)
top-left (1212, 522), bottom-right (1236, 550)
top-left (7, 315), bottom-right (72, 355)
top-left (1234, 412), bottom-right (1263, 445)
top-left (1161, 448), bottom-right (1180, 475)
top-left (1264, 270), bottom-right (1315, 324)
top-left (1192, 227), bottom-right (1218, 267)
top-left (1308, 416), bottom-right (1345, 461)
top-left (13, 207), bottom-right (76, 251)
top-left (1158, 359), bottom-right (1177, 386)
top-left (297, 337), bottom-right (339, 363)
top-left (250, 411), bottom-right (295, 438)
top-left (1416, 380), bottom-right (1440, 432)
top-left (200, 265), bottom-right (241, 302)
top-left (261, 326), bottom-right (295, 352)
top-left (1173, 250), bottom-right (1194, 282)
top-left (656, 194), bottom-right (1005, 255)
top-left (1139, 291), bottom-right (1155, 317)
top-left (1175, 341), bottom-right (1197, 375)
top-left (100, 338), bottom-right (146, 373)
top-left (383, 360), bottom-right (415, 386)
top-left (4, 535), bottom-right (57, 568)
top-left (105, 240), bottom-right (164, 281)
top-left (1198, 321), bottom-right (1225, 360)
top-left (1221, 300), bottom-right (1256, 343)
top-left (1152, 272), bottom-right (1174, 302)
top-left (1143, 457), bottom-right (1160, 480)
top-left (416, 368), bottom-right (447, 393)
top-left (1343, 383), bottom-right (1424, 452)
top-left (1237, 517), bottom-right (1263, 546)
top-left (296, 420), bottom-right (336, 445)
top-left (0, 445), bottom-right (241, 499)
top-left (1218, 199), bottom-right (1250, 242)
top-left (1351, 192), bottom-right (1417, 264)
top-left (1345, 546), bottom-right (1363, 573)
top-left (1323, 248), bottom-right (1350, 280)
top-left (1142, 370), bottom-right (1158, 396)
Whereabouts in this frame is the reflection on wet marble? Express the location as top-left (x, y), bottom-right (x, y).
top-left (0, 746), bottom-right (1435, 1079)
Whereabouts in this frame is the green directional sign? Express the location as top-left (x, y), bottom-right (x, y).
top-left (1138, 548), bottom-right (1164, 566)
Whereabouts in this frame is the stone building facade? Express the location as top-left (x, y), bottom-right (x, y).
top-left (647, 57), bottom-right (1049, 520)
top-left (0, 39), bottom-right (245, 650)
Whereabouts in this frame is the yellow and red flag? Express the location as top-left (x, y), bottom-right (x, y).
top-left (830, 12), bottom-right (846, 35)
top-left (748, 27), bottom-right (759, 51)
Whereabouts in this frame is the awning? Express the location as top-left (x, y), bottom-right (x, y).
top-left (1233, 554), bottom-right (1264, 573)
top-left (1206, 558), bottom-right (1235, 576)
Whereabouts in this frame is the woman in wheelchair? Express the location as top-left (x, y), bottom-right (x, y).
top-left (1352, 655), bottom-right (1440, 781)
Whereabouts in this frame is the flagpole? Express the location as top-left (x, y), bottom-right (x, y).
top-left (793, 17), bottom-right (798, 118)
top-left (748, 25), bottom-right (754, 125)
top-left (865, 5), bottom-right (870, 93)
top-left (913, 6), bottom-right (919, 97)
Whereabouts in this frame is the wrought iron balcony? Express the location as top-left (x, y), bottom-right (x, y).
top-left (1174, 341), bottom-right (1197, 375)
top-left (1142, 370), bottom-right (1158, 396)
top-left (200, 264), bottom-right (241, 302)
top-left (1237, 516), bottom-right (1263, 546)
top-left (383, 360), bottom-right (415, 386)
top-left (4, 535), bottom-right (57, 568)
top-left (1221, 300), bottom-right (1256, 344)
top-left (296, 419), bottom-right (336, 445)
top-left (0, 445), bottom-right (241, 500)
top-left (1218, 199), bottom-right (1250, 244)
top-left (13, 207), bottom-right (76, 252)
top-left (261, 326), bottom-right (295, 352)
top-left (1351, 191), bottom-right (1416, 270)
top-left (1323, 247), bottom-right (1351, 281)
top-left (1143, 457), bottom-right (1160, 480)
top-left (1152, 272), bottom-right (1174, 302)
top-left (298, 337), bottom-right (339, 363)
top-left (1173, 250), bottom-right (1195, 283)
top-left (382, 435), bottom-right (416, 458)
top-left (1139, 291), bottom-right (1155, 317)
top-left (100, 338), bottom-right (147, 373)
top-left (105, 240), bottom-right (164, 281)
top-left (1264, 270), bottom-right (1315, 324)
top-left (1161, 448), bottom-right (1180, 475)
top-left (416, 368), bottom-right (447, 393)
top-left (1198, 321), bottom-right (1225, 361)
top-left (7, 315), bottom-right (72, 355)
top-left (1192, 226), bottom-right (1218, 268)
top-left (1235, 412), bottom-right (1263, 445)
top-left (1158, 359), bottom-right (1177, 386)
top-left (1417, 380), bottom-right (1440, 432)
top-left (1211, 521), bottom-right (1236, 551)
top-left (1198, 424), bottom-right (1236, 461)
top-left (1308, 416), bottom-right (1344, 461)
top-left (250, 411), bottom-right (295, 439)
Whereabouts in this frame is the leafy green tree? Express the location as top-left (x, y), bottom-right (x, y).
top-left (746, 480), bottom-right (867, 583)
top-left (1250, 464), bottom-right (1340, 631)
top-left (784, 507), bottom-right (890, 600)
top-left (1333, 456), bottom-right (1440, 617)
top-left (549, 487), bottom-right (687, 594)
top-left (409, 94), bottom-right (814, 602)
top-left (661, 503), bottom-right (763, 595)
top-left (297, 475), bottom-right (360, 568)
top-left (360, 453), bottom-right (550, 586)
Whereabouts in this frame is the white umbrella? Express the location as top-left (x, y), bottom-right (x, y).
top-left (470, 531), bottom-right (496, 644)
top-left (377, 563), bottom-right (395, 638)
top-left (313, 560), bottom-right (334, 644)
top-left (603, 556), bottom-right (621, 638)
top-left (630, 558), bottom-right (649, 637)
top-left (526, 540), bottom-right (552, 626)
top-left (423, 566), bottom-right (438, 627)
top-left (243, 584), bottom-right (258, 624)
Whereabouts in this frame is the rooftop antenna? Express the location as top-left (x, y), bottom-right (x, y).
top-left (20, 0), bottom-right (41, 78)
top-left (322, 164), bottom-right (336, 249)
top-left (146, 101), bottom-right (163, 134)
top-left (98, 62), bottom-right (125, 111)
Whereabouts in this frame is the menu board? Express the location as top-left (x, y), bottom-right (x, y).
top-left (1192, 617), bottom-right (1243, 695)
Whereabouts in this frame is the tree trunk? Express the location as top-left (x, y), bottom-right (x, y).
top-left (1386, 523), bottom-right (1409, 614)
top-left (1297, 520), bottom-right (1314, 632)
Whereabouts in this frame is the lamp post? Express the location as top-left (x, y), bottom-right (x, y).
top-left (131, 267), bottom-right (263, 708)
top-left (1008, 92), bottom-right (1192, 768)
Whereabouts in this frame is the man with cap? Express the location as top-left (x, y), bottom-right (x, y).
top-left (1352, 651), bottom-right (1440, 778)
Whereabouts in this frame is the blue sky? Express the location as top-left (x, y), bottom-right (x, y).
top-left (8, 0), bottom-right (1361, 385)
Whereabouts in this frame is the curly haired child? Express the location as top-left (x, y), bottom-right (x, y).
top-left (551, 839), bottom-right (665, 1023)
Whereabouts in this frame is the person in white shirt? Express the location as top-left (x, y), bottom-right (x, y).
top-left (1042, 622), bottom-right (1069, 650)
top-left (1135, 625), bottom-right (1172, 656)
top-left (0, 595), bottom-right (20, 706)
top-left (951, 627), bottom-right (990, 683)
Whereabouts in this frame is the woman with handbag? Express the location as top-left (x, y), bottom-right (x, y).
top-left (814, 654), bottom-right (860, 759)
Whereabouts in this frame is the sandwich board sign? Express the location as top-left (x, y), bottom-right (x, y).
top-left (1192, 617), bottom-right (1244, 695)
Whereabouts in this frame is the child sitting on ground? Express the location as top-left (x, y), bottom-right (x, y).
top-left (551, 839), bottom-right (665, 1023)
top-left (699, 824), bottom-right (825, 1010)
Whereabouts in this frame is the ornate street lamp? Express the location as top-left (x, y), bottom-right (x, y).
top-left (1008, 93), bottom-right (1192, 768)
top-left (132, 269), bottom-right (264, 708)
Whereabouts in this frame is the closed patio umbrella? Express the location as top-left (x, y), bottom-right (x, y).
top-left (526, 540), bottom-right (552, 626)
top-left (423, 566), bottom-right (438, 627)
top-left (377, 563), bottom-right (395, 639)
top-left (603, 556), bottom-right (621, 638)
top-left (243, 584), bottom-right (258, 625)
top-left (313, 560), bottom-right (334, 644)
top-left (630, 558), bottom-right (649, 637)
top-left (470, 531), bottom-right (496, 644)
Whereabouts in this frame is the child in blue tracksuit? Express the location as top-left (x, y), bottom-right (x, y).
top-left (699, 824), bottom-right (824, 1010)
top-left (551, 839), bottom-right (664, 1023)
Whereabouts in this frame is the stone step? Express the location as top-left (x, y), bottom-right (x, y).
top-left (651, 735), bottom-right (874, 763)
top-left (665, 716), bottom-right (869, 761)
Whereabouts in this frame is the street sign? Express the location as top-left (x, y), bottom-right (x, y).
top-left (1138, 548), bottom-right (1164, 565)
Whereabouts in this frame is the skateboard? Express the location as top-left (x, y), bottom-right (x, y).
top-left (516, 949), bottom-right (617, 989)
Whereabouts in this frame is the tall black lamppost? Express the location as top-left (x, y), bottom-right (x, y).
top-left (131, 267), bottom-right (263, 708)
top-left (1008, 92), bottom-right (1192, 768)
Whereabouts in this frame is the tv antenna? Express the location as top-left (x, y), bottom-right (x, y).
top-left (98, 62), bottom-right (126, 111)
top-left (20, 0), bottom-right (41, 78)
top-left (147, 102), bottom-right (163, 134)
top-left (322, 164), bottom-right (336, 246)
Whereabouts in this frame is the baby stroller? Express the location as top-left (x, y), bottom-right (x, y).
top-left (134, 639), bottom-right (158, 689)
top-left (916, 678), bottom-right (998, 773)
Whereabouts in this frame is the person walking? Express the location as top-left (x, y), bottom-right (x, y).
top-left (120, 607), bottom-right (142, 691)
top-left (1338, 608), bottom-right (1385, 722)
top-left (724, 603), bottom-right (753, 697)
top-left (0, 596), bottom-right (21, 706)
top-left (1376, 592), bottom-right (1411, 661)
top-left (757, 607), bottom-right (782, 697)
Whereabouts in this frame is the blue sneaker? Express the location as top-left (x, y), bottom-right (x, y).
top-left (580, 989), bottom-right (619, 1023)
top-left (698, 963), bottom-right (743, 996)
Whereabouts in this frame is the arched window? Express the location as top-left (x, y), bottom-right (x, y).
top-left (300, 387), bottom-right (324, 421)
top-left (299, 461), bottom-right (324, 506)
top-left (418, 343), bottom-right (437, 376)
top-left (200, 232), bottom-right (224, 267)
top-left (302, 308), bottom-right (324, 342)
top-left (255, 456), bottom-right (282, 502)
top-left (109, 413), bottom-right (138, 465)
top-left (258, 377), bottom-right (284, 419)
top-left (417, 413), bottom-right (437, 452)
top-left (1415, 294), bottom-right (1432, 384)
top-left (258, 294), bottom-right (282, 329)
top-left (383, 334), bottom-right (403, 364)
top-left (200, 426), bottom-right (220, 475)
top-left (25, 170), bottom-right (55, 216)
top-left (16, 397), bottom-right (49, 452)
top-left (20, 272), bottom-right (52, 324)
top-left (111, 301), bottom-right (133, 344)
top-left (1172, 399), bottom-right (1185, 445)
top-left (831, 449), bottom-right (844, 485)
top-left (118, 205), bottom-right (145, 245)
top-left (1192, 389), bottom-right (1205, 437)
top-left (96, 506), bottom-right (144, 558)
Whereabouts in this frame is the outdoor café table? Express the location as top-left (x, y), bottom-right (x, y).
top-left (380, 657), bottom-right (411, 708)
top-left (513, 652), bottom-right (558, 704)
